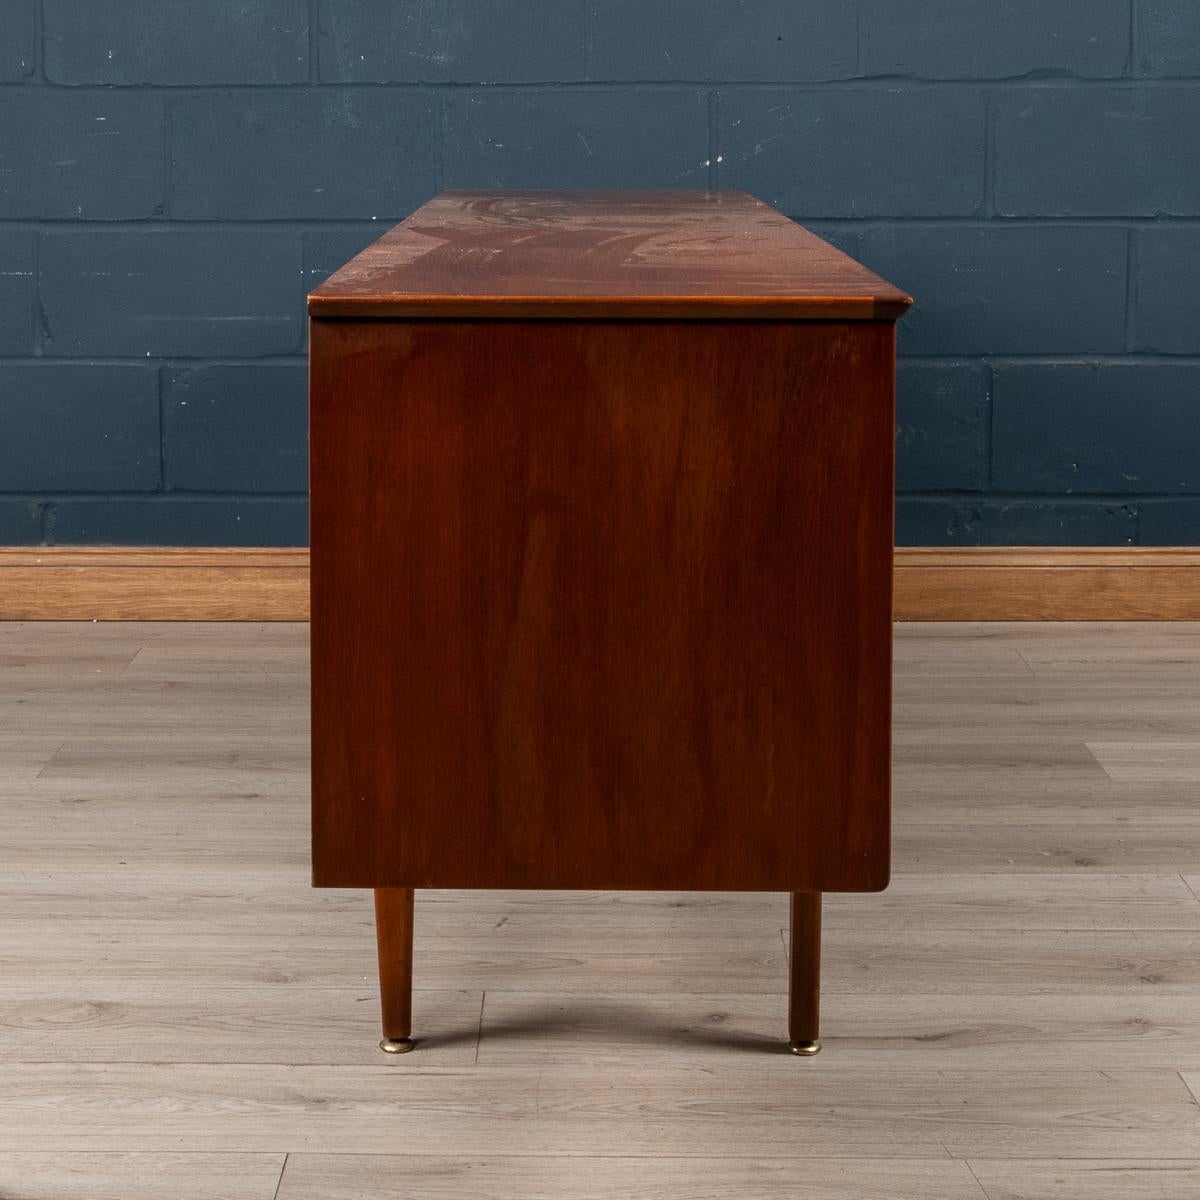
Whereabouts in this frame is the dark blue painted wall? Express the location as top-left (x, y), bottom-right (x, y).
top-left (1, 2), bottom-right (1198, 546)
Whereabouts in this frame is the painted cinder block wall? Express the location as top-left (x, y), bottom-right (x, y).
top-left (1, 1), bottom-right (1198, 546)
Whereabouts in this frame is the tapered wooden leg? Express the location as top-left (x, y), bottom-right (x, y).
top-left (374, 887), bottom-right (415, 1054)
top-left (788, 892), bottom-right (822, 1055)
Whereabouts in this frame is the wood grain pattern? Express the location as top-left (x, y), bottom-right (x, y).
top-left (310, 318), bottom-right (895, 892)
top-left (0, 988), bottom-right (482, 1065)
top-left (892, 820), bottom-right (1200, 872)
top-left (7, 1064), bottom-right (1198, 1158)
top-left (4, 871), bottom-right (1197, 935)
top-left (11, 923), bottom-right (1200, 996)
top-left (0, 1155), bottom-right (285, 1200)
top-left (788, 892), bottom-right (821, 1046)
top-left (308, 189), bottom-right (912, 320)
top-left (4, 546), bottom-right (1198, 622)
top-left (277, 1154), bottom-right (987, 1199)
top-left (2, 621), bottom-right (1200, 1197)
top-left (374, 887), bottom-right (415, 1044)
top-left (0, 547), bottom-right (308, 621)
top-left (1087, 741), bottom-right (1200, 782)
top-left (968, 1159), bottom-right (1200, 1200)
top-left (894, 547), bottom-right (1200, 620)
top-left (472, 991), bottom-right (1200, 1070)
top-left (13, 793), bottom-right (1200, 873)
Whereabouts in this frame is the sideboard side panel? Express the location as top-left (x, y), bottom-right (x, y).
top-left (310, 318), bottom-right (894, 892)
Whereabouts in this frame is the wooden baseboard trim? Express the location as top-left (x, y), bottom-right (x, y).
top-left (1, 546), bottom-right (1197, 622)
top-left (0, 548), bottom-right (310, 621)
top-left (894, 547), bottom-right (1200, 621)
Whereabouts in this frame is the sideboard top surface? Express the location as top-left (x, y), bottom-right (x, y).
top-left (308, 189), bottom-right (912, 321)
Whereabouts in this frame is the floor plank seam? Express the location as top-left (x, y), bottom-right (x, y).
top-left (272, 1152), bottom-right (288, 1200)
top-left (473, 991), bottom-right (486, 1065)
top-left (962, 1158), bottom-right (996, 1199)
top-left (6, 621), bottom-right (1200, 1190)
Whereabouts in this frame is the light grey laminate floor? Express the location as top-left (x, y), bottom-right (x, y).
top-left (2, 620), bottom-right (1200, 1199)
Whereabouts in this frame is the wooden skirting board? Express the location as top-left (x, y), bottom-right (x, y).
top-left (0, 548), bottom-right (309, 622)
top-left (0, 546), bottom-right (1197, 622)
top-left (895, 547), bottom-right (1200, 621)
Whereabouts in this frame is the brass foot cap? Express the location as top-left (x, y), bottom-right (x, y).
top-left (788, 1039), bottom-right (822, 1056)
top-left (379, 1037), bottom-right (416, 1055)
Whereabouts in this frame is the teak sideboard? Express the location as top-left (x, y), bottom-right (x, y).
top-left (309, 189), bottom-right (911, 1056)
